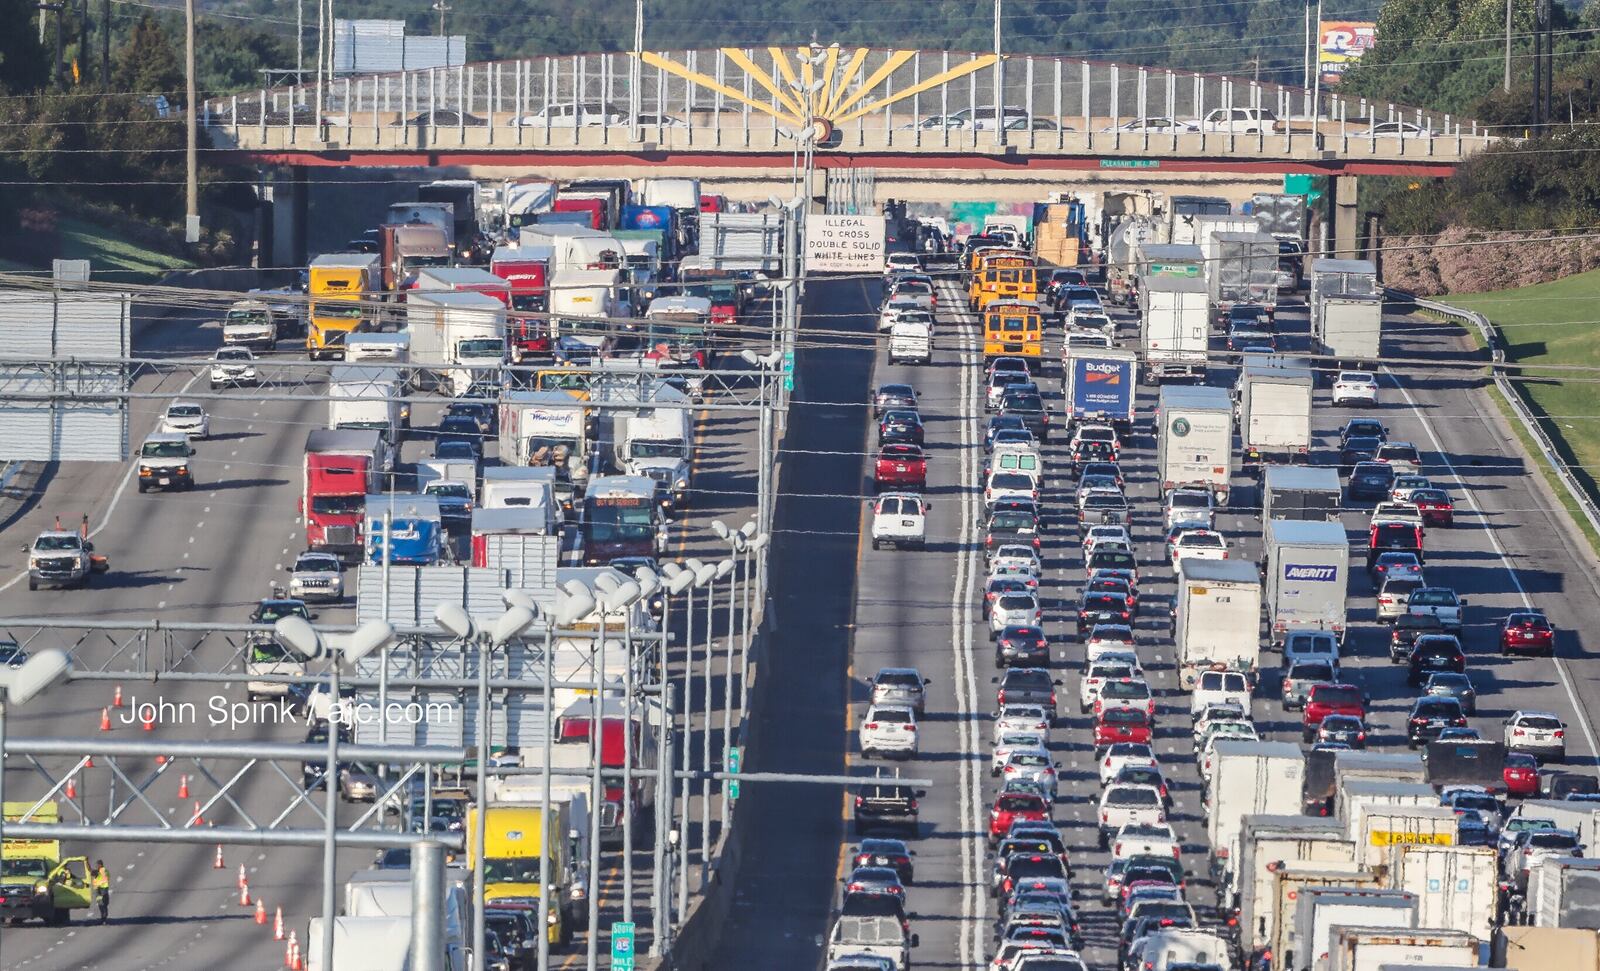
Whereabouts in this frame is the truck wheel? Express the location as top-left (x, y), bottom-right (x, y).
top-left (79, 573), bottom-right (90, 589)
top-left (871, 538), bottom-right (881, 551)
top-left (28, 577), bottom-right (37, 591)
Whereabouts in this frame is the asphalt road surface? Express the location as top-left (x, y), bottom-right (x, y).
top-left (716, 265), bottom-right (1600, 970)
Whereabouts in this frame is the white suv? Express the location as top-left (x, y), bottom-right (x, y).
top-left (859, 705), bottom-right (919, 759)
top-left (1193, 107), bottom-right (1277, 133)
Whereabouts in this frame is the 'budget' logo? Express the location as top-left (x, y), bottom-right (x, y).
top-left (1284, 564), bottom-right (1338, 582)
top-left (1084, 363), bottom-right (1122, 385)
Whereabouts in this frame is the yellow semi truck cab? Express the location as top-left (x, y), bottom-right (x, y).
top-left (308, 253), bottom-right (380, 361)
top-left (1, 802), bottom-right (92, 925)
top-left (467, 801), bottom-right (574, 947)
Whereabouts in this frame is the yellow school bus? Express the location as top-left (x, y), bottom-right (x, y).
top-left (971, 254), bottom-right (1039, 312)
top-left (983, 299), bottom-right (1044, 360)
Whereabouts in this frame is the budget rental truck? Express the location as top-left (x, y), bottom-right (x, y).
top-left (1063, 346), bottom-right (1137, 431)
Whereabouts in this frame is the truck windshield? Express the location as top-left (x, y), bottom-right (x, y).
top-left (250, 642), bottom-right (295, 664)
top-left (0, 858), bottom-right (49, 878)
top-left (631, 441), bottom-right (684, 459)
top-left (585, 499), bottom-right (655, 540)
top-left (425, 483), bottom-right (472, 499)
top-left (527, 437), bottom-right (577, 465)
top-left (141, 441), bottom-right (189, 458)
top-left (311, 495), bottom-right (364, 515)
top-left (34, 535), bottom-right (80, 551)
top-left (483, 858), bottom-right (541, 883)
top-left (314, 304), bottom-right (363, 321)
top-left (226, 310), bottom-right (269, 326)
top-left (457, 338), bottom-right (504, 358)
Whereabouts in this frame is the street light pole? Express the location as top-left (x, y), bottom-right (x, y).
top-left (993, 0), bottom-right (1004, 145)
top-left (183, 0), bottom-right (199, 243)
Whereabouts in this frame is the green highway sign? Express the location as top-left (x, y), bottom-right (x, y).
top-left (1100, 158), bottom-right (1159, 169)
top-left (728, 746), bottom-right (742, 800)
top-left (782, 350), bottom-right (795, 372)
top-left (783, 375), bottom-right (794, 392)
top-left (1149, 263), bottom-right (1200, 277)
top-left (611, 922), bottom-right (636, 971)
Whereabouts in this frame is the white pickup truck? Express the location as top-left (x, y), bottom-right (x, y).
top-left (870, 493), bottom-right (928, 550)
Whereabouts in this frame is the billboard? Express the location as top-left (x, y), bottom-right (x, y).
top-left (1319, 21), bottom-right (1376, 85)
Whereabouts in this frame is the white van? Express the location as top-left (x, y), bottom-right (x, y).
top-left (870, 493), bottom-right (928, 550)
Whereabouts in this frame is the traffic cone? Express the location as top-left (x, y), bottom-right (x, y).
top-left (273, 906), bottom-right (284, 941)
top-left (65, 777), bottom-right (76, 799)
top-left (290, 939), bottom-right (302, 971)
top-left (254, 898), bottom-right (266, 924)
top-left (238, 864), bottom-right (248, 889)
top-left (239, 881), bottom-right (251, 907)
top-left (84, 754), bottom-right (93, 768)
top-left (141, 708), bottom-right (154, 732)
top-left (99, 708), bottom-right (111, 732)
top-left (177, 774), bottom-right (189, 799)
top-left (154, 755), bottom-right (165, 765)
top-left (112, 684), bottom-right (123, 708)
top-left (213, 844), bottom-right (224, 869)
top-left (190, 801), bottom-right (203, 826)
top-left (284, 931), bottom-right (298, 968)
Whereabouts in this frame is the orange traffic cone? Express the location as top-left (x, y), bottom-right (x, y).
top-left (112, 684), bottom-right (123, 708)
top-left (238, 864), bottom-right (248, 889)
top-left (140, 708), bottom-right (154, 732)
top-left (190, 801), bottom-right (203, 826)
top-left (155, 754), bottom-right (166, 766)
top-left (239, 881), bottom-right (251, 907)
top-left (84, 754), bottom-right (93, 768)
top-left (284, 931), bottom-right (298, 968)
top-left (213, 844), bottom-right (224, 869)
top-left (254, 898), bottom-right (267, 924)
top-left (290, 939), bottom-right (302, 971)
top-left (99, 708), bottom-right (111, 731)
top-left (177, 774), bottom-right (189, 799)
top-left (273, 906), bottom-right (284, 941)
top-left (65, 777), bottom-right (76, 799)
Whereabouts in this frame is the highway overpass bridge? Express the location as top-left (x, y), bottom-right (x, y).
top-left (210, 46), bottom-right (1500, 257)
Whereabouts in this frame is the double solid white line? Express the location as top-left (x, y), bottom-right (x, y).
top-left (942, 279), bottom-right (987, 969)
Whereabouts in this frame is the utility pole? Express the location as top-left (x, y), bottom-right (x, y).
top-left (296, 0), bottom-right (303, 83)
top-left (992, 0), bottom-right (1003, 145)
top-left (184, 0), bottom-right (198, 242)
top-left (100, 0), bottom-right (109, 88)
top-left (631, 0), bottom-right (643, 138)
top-left (77, 0), bottom-right (87, 85)
top-left (1504, 0), bottom-right (1513, 92)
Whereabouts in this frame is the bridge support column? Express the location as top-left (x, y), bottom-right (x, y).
top-left (265, 166), bottom-right (310, 270)
top-left (289, 166), bottom-right (310, 268)
top-left (1327, 174), bottom-right (1360, 259)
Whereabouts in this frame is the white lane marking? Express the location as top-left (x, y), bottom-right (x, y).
top-left (1385, 366), bottom-right (1600, 765)
top-left (0, 366), bottom-right (206, 593)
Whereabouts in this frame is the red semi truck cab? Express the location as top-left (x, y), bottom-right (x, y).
top-left (552, 197), bottom-right (606, 230)
top-left (301, 429), bottom-right (383, 561)
top-left (555, 705), bottom-right (658, 846)
top-left (490, 246), bottom-right (553, 358)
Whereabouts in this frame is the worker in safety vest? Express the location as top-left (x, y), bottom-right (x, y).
top-left (91, 860), bottom-right (111, 923)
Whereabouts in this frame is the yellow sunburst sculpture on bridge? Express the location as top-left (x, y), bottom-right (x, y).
top-left (636, 46), bottom-right (999, 142)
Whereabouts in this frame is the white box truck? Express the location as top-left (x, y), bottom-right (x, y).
top-left (1336, 781), bottom-right (1438, 839)
top-left (1293, 889), bottom-right (1418, 971)
top-left (1141, 274), bottom-right (1210, 381)
top-left (1328, 928), bottom-right (1479, 971)
top-left (1239, 365), bottom-right (1314, 469)
top-left (1207, 741), bottom-right (1306, 871)
top-left (1232, 817), bottom-right (1354, 941)
top-left (1317, 294), bottom-right (1383, 363)
top-left (328, 364), bottom-right (405, 445)
top-left (498, 390), bottom-right (590, 499)
top-left (405, 290), bottom-right (506, 395)
top-left (888, 317), bottom-right (933, 365)
top-left (1265, 864), bottom-right (1387, 971)
top-left (1529, 855), bottom-right (1600, 928)
top-left (1174, 559), bottom-right (1262, 687)
top-left (1155, 385), bottom-right (1234, 503)
top-left (1206, 229), bottom-right (1280, 322)
top-left (1388, 843), bottom-right (1497, 942)
top-left (1354, 805), bottom-right (1459, 868)
top-left (1142, 929), bottom-right (1237, 971)
top-left (1264, 518), bottom-right (1350, 644)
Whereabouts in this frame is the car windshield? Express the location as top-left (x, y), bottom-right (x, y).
top-left (998, 795), bottom-right (1044, 811)
top-left (1091, 552), bottom-right (1136, 569)
top-left (141, 440), bottom-right (189, 458)
top-left (998, 594), bottom-right (1037, 610)
top-left (1380, 445), bottom-right (1420, 461)
top-left (877, 671), bottom-right (921, 687)
top-left (168, 405), bottom-right (202, 418)
top-left (425, 482), bottom-right (472, 499)
top-left (253, 602), bottom-right (308, 624)
top-left (1103, 680), bottom-right (1149, 699)
top-left (1529, 832), bottom-right (1581, 849)
top-left (295, 554), bottom-right (339, 572)
top-left (1103, 708), bottom-right (1146, 725)
top-left (1411, 590), bottom-right (1455, 606)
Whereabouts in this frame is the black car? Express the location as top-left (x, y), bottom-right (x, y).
top-left (879, 409), bottom-right (924, 446)
top-left (1077, 592), bottom-right (1133, 636)
top-left (1408, 634), bottom-right (1466, 686)
top-left (1348, 460), bottom-right (1396, 499)
top-left (1407, 696), bottom-right (1468, 746)
top-left (445, 400), bottom-right (496, 435)
top-left (854, 778), bottom-right (923, 835)
top-left (1228, 303), bottom-right (1274, 330)
top-left (434, 415), bottom-right (485, 450)
top-left (874, 383), bottom-right (919, 418)
top-left (1000, 389), bottom-right (1050, 442)
top-left (1316, 713), bottom-right (1368, 748)
top-left (300, 721), bottom-right (352, 789)
top-left (1077, 461), bottom-right (1124, 488)
top-left (1071, 440), bottom-right (1117, 469)
top-left (996, 625), bottom-right (1051, 668)
top-left (996, 667), bottom-right (1061, 717)
top-left (986, 509), bottom-right (1042, 551)
top-left (1390, 613), bottom-right (1446, 662)
top-left (1340, 437), bottom-right (1385, 469)
top-left (851, 837), bottom-right (915, 883)
top-left (1544, 772), bottom-right (1600, 800)
top-left (986, 414), bottom-right (1030, 449)
top-left (1340, 418), bottom-right (1388, 447)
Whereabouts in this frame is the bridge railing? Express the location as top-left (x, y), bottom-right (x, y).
top-left (205, 48), bottom-right (1494, 160)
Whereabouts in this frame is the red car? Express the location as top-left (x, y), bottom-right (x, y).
top-left (1301, 683), bottom-right (1367, 742)
top-left (1093, 707), bottom-right (1152, 749)
top-left (1504, 752), bottom-right (1540, 797)
top-left (1411, 488), bottom-right (1455, 526)
top-left (988, 792), bottom-right (1050, 843)
top-left (874, 443), bottom-right (927, 492)
top-left (1501, 611), bottom-right (1554, 656)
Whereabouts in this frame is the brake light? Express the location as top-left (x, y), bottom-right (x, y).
top-left (1556, 730), bottom-right (1566, 738)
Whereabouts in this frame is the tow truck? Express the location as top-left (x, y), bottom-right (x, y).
top-left (22, 516), bottom-right (109, 591)
top-left (0, 801), bottom-right (93, 925)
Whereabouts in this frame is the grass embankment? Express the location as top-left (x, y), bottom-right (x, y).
top-left (56, 217), bottom-right (194, 282)
top-left (1447, 269), bottom-right (1600, 553)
